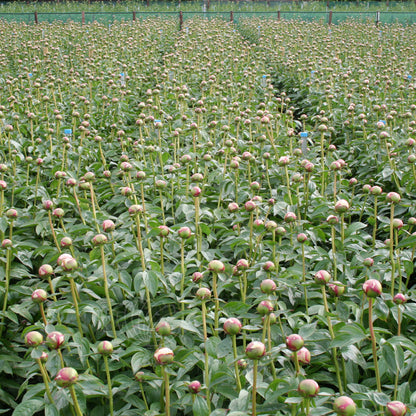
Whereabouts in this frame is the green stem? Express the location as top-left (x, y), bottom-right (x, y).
top-left (201, 300), bottom-right (211, 412)
top-left (212, 273), bottom-right (219, 336)
top-left (36, 358), bottom-right (55, 405)
top-left (69, 385), bottom-right (84, 416)
top-left (301, 243), bottom-right (308, 314)
top-left (100, 246), bottom-right (117, 338)
top-left (390, 204), bottom-right (396, 296)
top-left (331, 226), bottom-right (337, 281)
top-left (103, 355), bottom-right (114, 416)
top-left (321, 285), bottom-right (344, 394)
top-left (251, 360), bottom-right (258, 416)
top-left (69, 276), bottom-right (83, 337)
top-left (232, 335), bottom-right (242, 392)
top-left (368, 298), bottom-right (382, 393)
top-left (163, 367), bottom-right (170, 416)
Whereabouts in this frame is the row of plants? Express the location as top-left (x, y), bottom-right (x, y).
top-left (0, 16), bottom-right (416, 416)
top-left (3, 0), bottom-right (416, 13)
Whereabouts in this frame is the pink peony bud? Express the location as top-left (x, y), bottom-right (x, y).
top-left (31, 289), bottom-right (47, 303)
top-left (188, 380), bottom-right (201, 394)
top-left (46, 331), bottom-right (65, 349)
top-left (102, 220), bottom-right (115, 232)
top-left (284, 212), bottom-right (297, 223)
top-left (286, 334), bottom-right (304, 351)
top-left (333, 396), bottom-right (356, 416)
top-left (156, 321), bottom-right (171, 337)
top-left (55, 367), bottom-right (78, 387)
top-left (154, 347), bottom-right (174, 365)
top-left (97, 340), bottom-right (113, 356)
top-left (178, 227), bottom-right (192, 239)
top-left (260, 279), bottom-right (276, 294)
top-left (314, 270), bottom-right (331, 285)
top-left (328, 282), bottom-right (346, 297)
top-left (335, 199), bottom-right (350, 213)
top-left (393, 293), bottom-right (407, 305)
top-left (296, 347), bottom-right (311, 365)
top-left (363, 279), bottom-right (382, 297)
top-left (386, 401), bottom-right (407, 416)
top-left (196, 287), bottom-right (211, 300)
top-left (208, 260), bottom-right (225, 273)
top-left (39, 264), bottom-right (53, 277)
top-left (298, 379), bottom-right (319, 397)
top-left (25, 331), bottom-right (43, 347)
top-left (386, 192), bottom-right (401, 204)
top-left (245, 341), bottom-right (266, 359)
top-left (223, 318), bottom-right (242, 336)
top-left (257, 300), bottom-right (274, 315)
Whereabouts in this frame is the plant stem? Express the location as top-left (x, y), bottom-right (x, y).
top-left (69, 385), bottom-right (84, 416)
top-left (212, 272), bottom-right (219, 336)
top-left (163, 367), bottom-right (170, 416)
top-left (390, 204), bottom-right (396, 296)
top-left (36, 358), bottom-right (55, 405)
top-left (201, 300), bottom-right (211, 412)
top-left (251, 360), bottom-right (258, 416)
top-left (368, 298), bottom-right (382, 393)
top-left (232, 335), bottom-right (242, 392)
top-left (103, 355), bottom-right (114, 416)
top-left (100, 245), bottom-right (116, 338)
top-left (321, 285), bottom-right (344, 394)
top-left (68, 276), bottom-right (83, 337)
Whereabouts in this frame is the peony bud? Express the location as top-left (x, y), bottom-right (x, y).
top-left (102, 220), bottom-right (115, 232)
top-left (257, 300), bottom-right (274, 315)
top-left (25, 331), bottom-right (43, 347)
top-left (245, 341), bottom-right (266, 359)
top-left (178, 227), bottom-right (192, 239)
top-left (386, 401), bottom-right (407, 416)
top-left (314, 270), bottom-right (331, 285)
top-left (298, 379), bottom-right (319, 397)
top-left (286, 334), bottom-right (304, 351)
top-left (333, 396), bottom-right (356, 416)
top-left (156, 321), bottom-right (171, 337)
top-left (31, 289), bottom-right (47, 303)
top-left (188, 380), bottom-right (201, 394)
top-left (386, 192), bottom-right (401, 204)
top-left (46, 331), bottom-right (65, 349)
top-left (335, 199), bottom-right (350, 213)
top-left (154, 347), bottom-right (174, 365)
top-left (55, 367), bottom-right (78, 387)
top-left (260, 279), bottom-right (276, 294)
top-left (363, 279), bottom-right (382, 298)
top-left (223, 318), bottom-right (242, 336)
top-left (208, 260), bottom-right (225, 273)
top-left (196, 287), bottom-right (211, 300)
top-left (97, 340), bottom-right (113, 356)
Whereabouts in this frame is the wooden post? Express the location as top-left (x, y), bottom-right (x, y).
top-left (146, 0), bottom-right (149, 7)
top-left (82, 11), bottom-right (85, 24)
top-left (34, 11), bottom-right (38, 24)
top-left (207, 0), bottom-right (210, 10)
top-left (179, 11), bottom-right (183, 31)
top-left (133, 11), bottom-right (136, 21)
top-left (386, 0), bottom-right (389, 6)
top-left (278, 10), bottom-right (281, 20)
top-left (328, 10), bottom-right (332, 25)
top-left (230, 11), bottom-right (233, 23)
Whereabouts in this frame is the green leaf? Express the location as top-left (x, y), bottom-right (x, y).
top-left (330, 332), bottom-right (366, 348)
top-left (44, 403), bottom-right (59, 416)
top-left (222, 302), bottom-right (251, 316)
top-left (193, 395), bottom-right (209, 416)
top-left (12, 398), bottom-right (44, 416)
top-left (131, 348), bottom-right (153, 373)
top-left (381, 343), bottom-right (397, 373)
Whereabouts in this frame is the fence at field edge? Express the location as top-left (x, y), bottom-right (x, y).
top-left (0, 11), bottom-right (415, 25)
